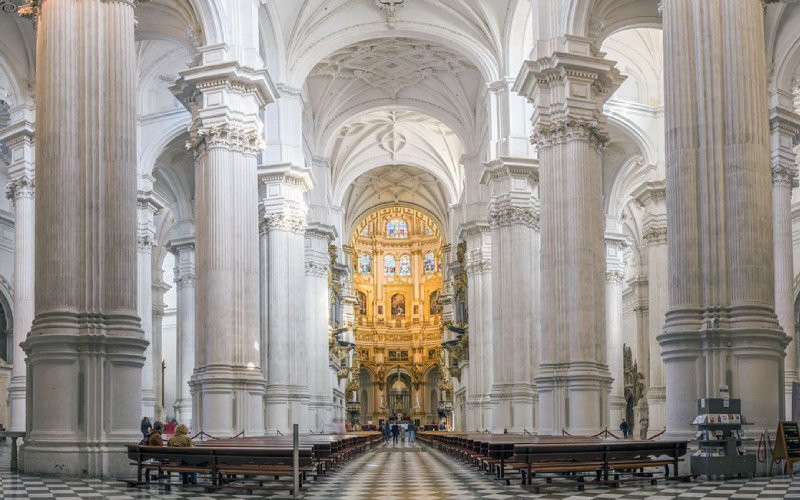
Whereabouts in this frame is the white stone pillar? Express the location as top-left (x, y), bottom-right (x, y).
top-left (482, 157), bottom-right (539, 433)
top-left (461, 224), bottom-right (493, 430)
top-left (1, 105), bottom-right (34, 433)
top-left (516, 37), bottom-right (624, 435)
top-left (638, 183), bottom-right (668, 431)
top-left (21, 0), bottom-right (147, 476)
top-left (305, 225), bottom-right (335, 432)
top-left (660, 0), bottom-right (788, 440)
top-left (151, 271), bottom-right (170, 421)
top-left (605, 234), bottom-right (626, 428)
top-left (769, 101), bottom-right (800, 418)
top-left (172, 36), bottom-right (273, 436)
top-left (167, 239), bottom-right (195, 427)
top-left (137, 179), bottom-right (162, 419)
top-left (261, 165), bottom-right (312, 434)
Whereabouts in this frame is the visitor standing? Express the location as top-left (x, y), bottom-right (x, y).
top-left (140, 417), bottom-right (152, 438)
top-left (384, 421), bottom-right (391, 443)
top-left (408, 421), bottom-right (416, 444)
top-left (619, 419), bottom-right (629, 439)
top-left (391, 422), bottom-right (400, 444)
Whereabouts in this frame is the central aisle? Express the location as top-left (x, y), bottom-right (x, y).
top-left (305, 441), bottom-right (507, 499)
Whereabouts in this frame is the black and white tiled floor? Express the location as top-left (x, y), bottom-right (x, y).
top-left (1, 439), bottom-right (800, 499)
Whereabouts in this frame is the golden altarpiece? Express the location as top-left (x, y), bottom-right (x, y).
top-left (343, 206), bottom-right (451, 424)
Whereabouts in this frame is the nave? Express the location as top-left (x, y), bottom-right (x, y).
top-left (0, 440), bottom-right (799, 500)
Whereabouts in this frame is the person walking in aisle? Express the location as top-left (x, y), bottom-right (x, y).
top-left (391, 422), bottom-right (400, 445)
top-left (619, 419), bottom-right (629, 439)
top-left (384, 421), bottom-right (391, 443)
top-left (408, 421), bottom-right (416, 444)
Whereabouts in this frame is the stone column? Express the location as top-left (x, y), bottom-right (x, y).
top-left (167, 239), bottom-right (195, 427)
top-left (1, 105), bottom-right (34, 433)
top-left (660, 0), bottom-right (788, 440)
top-left (605, 234), bottom-right (626, 428)
top-left (769, 101), bottom-right (800, 418)
top-left (482, 157), bottom-right (539, 432)
top-left (137, 178), bottom-right (162, 418)
top-left (151, 270), bottom-right (170, 421)
top-left (633, 182), bottom-right (668, 432)
top-left (461, 224), bottom-right (493, 430)
top-left (21, 0), bottom-right (147, 476)
top-left (516, 37), bottom-right (624, 435)
top-left (172, 36), bottom-right (274, 435)
top-left (304, 225), bottom-right (336, 432)
top-left (261, 165), bottom-right (312, 434)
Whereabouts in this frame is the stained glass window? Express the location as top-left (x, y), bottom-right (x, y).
top-left (423, 252), bottom-right (436, 273)
top-left (359, 254), bottom-right (371, 274)
top-left (386, 218), bottom-right (408, 238)
top-left (384, 254), bottom-right (396, 276)
top-left (398, 254), bottom-right (411, 276)
top-left (424, 225), bottom-right (433, 236)
top-left (360, 226), bottom-right (369, 236)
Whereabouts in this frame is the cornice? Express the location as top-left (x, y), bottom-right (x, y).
top-left (479, 156), bottom-right (539, 186)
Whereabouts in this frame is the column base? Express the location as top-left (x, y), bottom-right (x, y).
top-left (141, 390), bottom-right (156, 420)
top-left (20, 329), bottom-right (147, 477)
top-left (646, 386), bottom-right (666, 432)
top-left (190, 365), bottom-right (266, 437)
top-left (174, 397), bottom-right (193, 429)
top-left (536, 361), bottom-right (612, 436)
top-left (8, 374), bottom-right (25, 432)
top-left (264, 384), bottom-right (311, 434)
top-left (308, 396), bottom-right (334, 433)
top-left (489, 383), bottom-right (536, 433)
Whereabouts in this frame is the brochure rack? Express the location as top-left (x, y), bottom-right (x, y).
top-left (690, 398), bottom-right (755, 478)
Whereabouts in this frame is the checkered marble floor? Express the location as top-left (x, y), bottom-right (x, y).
top-left (1, 439), bottom-right (800, 499)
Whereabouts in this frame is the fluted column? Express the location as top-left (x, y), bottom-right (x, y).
top-left (172, 43), bottom-right (273, 436)
top-left (167, 239), bottom-right (195, 427)
top-left (634, 181), bottom-right (668, 431)
top-left (151, 271), bottom-right (170, 421)
top-left (305, 226), bottom-right (336, 432)
top-left (770, 101), bottom-right (800, 418)
top-left (137, 179), bottom-right (162, 418)
top-left (461, 224), bottom-right (493, 430)
top-left (482, 157), bottom-right (539, 432)
top-left (660, 0), bottom-right (787, 440)
top-left (1, 105), bottom-right (34, 433)
top-left (21, 0), bottom-right (147, 476)
top-left (605, 235), bottom-right (626, 428)
top-left (261, 166), bottom-right (312, 434)
top-left (516, 37), bottom-right (624, 435)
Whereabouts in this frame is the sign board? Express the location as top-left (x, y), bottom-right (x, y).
top-left (772, 421), bottom-right (800, 475)
top-left (793, 382), bottom-right (800, 422)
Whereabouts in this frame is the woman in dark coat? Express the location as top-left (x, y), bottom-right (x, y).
top-left (140, 417), bottom-right (152, 438)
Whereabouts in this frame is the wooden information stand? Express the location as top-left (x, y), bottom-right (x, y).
top-left (771, 421), bottom-right (800, 475)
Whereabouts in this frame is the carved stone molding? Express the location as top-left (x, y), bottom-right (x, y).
top-left (772, 164), bottom-right (799, 188)
top-left (642, 224), bottom-right (668, 246)
top-left (533, 118), bottom-right (610, 150)
top-left (488, 205), bottom-right (539, 229)
top-left (137, 233), bottom-right (156, 252)
top-left (5, 174), bottom-right (34, 201)
top-left (606, 270), bottom-right (624, 285)
top-left (305, 260), bottom-right (329, 278)
top-left (464, 251), bottom-right (491, 276)
top-left (174, 272), bottom-right (196, 288)
top-left (188, 123), bottom-right (265, 156)
top-left (261, 209), bottom-right (308, 235)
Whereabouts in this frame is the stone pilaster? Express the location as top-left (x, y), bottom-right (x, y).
top-left (481, 157), bottom-right (539, 432)
top-left (21, 0), bottom-right (147, 476)
top-left (604, 233), bottom-right (627, 428)
top-left (151, 271), bottom-right (171, 422)
top-left (171, 41), bottom-right (274, 436)
top-left (515, 36), bottom-right (624, 435)
top-left (260, 165), bottom-right (312, 434)
top-left (166, 238), bottom-right (195, 427)
top-left (137, 177), bottom-right (163, 419)
top-left (459, 222), bottom-right (493, 430)
top-left (305, 224), bottom-right (336, 432)
top-left (660, 0), bottom-right (788, 440)
top-left (633, 181), bottom-right (668, 431)
top-left (770, 100), bottom-right (800, 418)
top-left (0, 104), bottom-right (34, 434)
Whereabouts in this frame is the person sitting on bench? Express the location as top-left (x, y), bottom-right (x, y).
top-left (167, 424), bottom-right (198, 485)
top-left (146, 421), bottom-right (164, 446)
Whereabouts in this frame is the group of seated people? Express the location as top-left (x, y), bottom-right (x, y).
top-left (139, 417), bottom-right (197, 484)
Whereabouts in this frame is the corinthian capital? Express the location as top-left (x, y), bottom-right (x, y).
top-left (5, 174), bottom-right (35, 201)
top-left (772, 164), bottom-right (799, 188)
top-left (533, 118), bottom-right (610, 151)
top-left (188, 123), bottom-right (266, 156)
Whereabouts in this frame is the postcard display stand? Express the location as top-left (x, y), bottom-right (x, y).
top-left (690, 398), bottom-right (755, 478)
